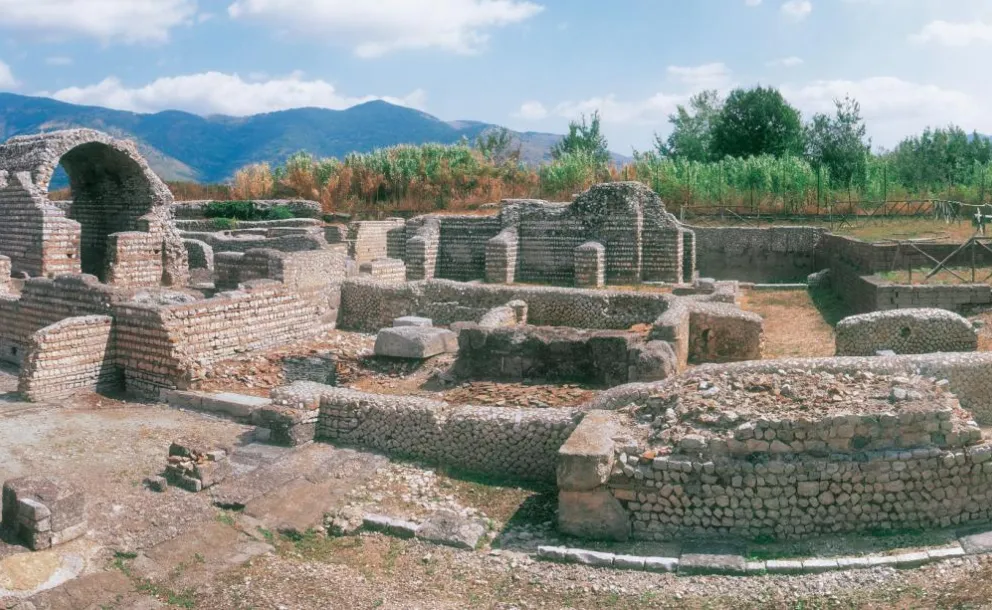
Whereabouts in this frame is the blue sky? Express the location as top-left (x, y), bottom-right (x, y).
top-left (1, 0), bottom-right (991, 154)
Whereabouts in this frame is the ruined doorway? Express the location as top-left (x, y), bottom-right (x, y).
top-left (57, 142), bottom-right (158, 280)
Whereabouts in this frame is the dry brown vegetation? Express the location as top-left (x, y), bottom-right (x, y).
top-left (740, 288), bottom-right (845, 359)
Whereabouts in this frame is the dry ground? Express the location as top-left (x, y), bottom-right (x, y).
top-left (739, 288), bottom-right (845, 359)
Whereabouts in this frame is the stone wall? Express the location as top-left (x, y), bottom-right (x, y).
top-left (114, 279), bottom-right (335, 397)
top-left (454, 324), bottom-right (676, 386)
top-left (686, 302), bottom-right (764, 363)
top-left (485, 227), bottom-right (518, 284)
top-left (836, 309), bottom-right (978, 356)
top-left (436, 215), bottom-right (502, 281)
top-left (18, 315), bottom-right (117, 401)
top-left (0, 172), bottom-right (81, 278)
top-left (0, 275), bottom-right (122, 365)
top-left (105, 231), bottom-right (163, 288)
top-left (339, 279), bottom-right (676, 332)
top-left (269, 383), bottom-right (582, 481)
top-left (405, 217), bottom-right (440, 281)
top-left (815, 234), bottom-right (992, 314)
top-left (691, 226), bottom-right (827, 283)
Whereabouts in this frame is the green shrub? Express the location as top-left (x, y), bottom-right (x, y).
top-left (203, 200), bottom-right (257, 220)
top-left (264, 205), bottom-right (295, 220)
top-left (211, 217), bottom-right (239, 230)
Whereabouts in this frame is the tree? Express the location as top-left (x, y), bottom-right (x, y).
top-left (474, 127), bottom-right (521, 166)
top-left (804, 95), bottom-right (871, 187)
top-left (710, 86), bottom-right (804, 159)
top-left (655, 90), bottom-right (723, 162)
top-left (888, 126), bottom-right (992, 189)
top-left (551, 110), bottom-right (610, 164)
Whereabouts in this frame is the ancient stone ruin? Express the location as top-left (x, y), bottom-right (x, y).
top-left (6, 129), bottom-right (992, 596)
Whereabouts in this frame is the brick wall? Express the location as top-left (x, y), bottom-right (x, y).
top-left (348, 220), bottom-right (406, 264)
top-left (0, 173), bottom-right (82, 278)
top-left (105, 232), bottom-right (163, 288)
top-left (18, 316), bottom-right (117, 401)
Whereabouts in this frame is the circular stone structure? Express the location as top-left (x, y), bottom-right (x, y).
top-left (835, 308), bottom-right (977, 356)
top-left (563, 368), bottom-right (992, 542)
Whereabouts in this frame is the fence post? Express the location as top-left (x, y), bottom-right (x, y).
top-left (973, 239), bottom-right (977, 283)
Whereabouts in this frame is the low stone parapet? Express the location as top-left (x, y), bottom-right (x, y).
top-left (836, 308), bottom-right (978, 356)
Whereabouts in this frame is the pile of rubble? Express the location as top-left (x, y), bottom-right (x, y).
top-left (160, 439), bottom-right (233, 493)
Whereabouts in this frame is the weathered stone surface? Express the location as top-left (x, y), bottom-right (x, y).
top-left (374, 326), bottom-right (458, 359)
top-left (393, 316), bottom-right (432, 328)
top-left (1, 477), bottom-right (86, 550)
top-left (556, 411), bottom-right (616, 492)
top-left (362, 514), bottom-right (418, 539)
top-left (836, 308), bottom-right (978, 356)
top-left (562, 548), bottom-right (614, 567)
top-left (678, 550), bottom-right (747, 576)
top-left (415, 511), bottom-right (487, 550)
top-left (557, 489), bottom-right (629, 542)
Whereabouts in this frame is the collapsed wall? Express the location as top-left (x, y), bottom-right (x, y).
top-left (14, 245), bottom-right (346, 400)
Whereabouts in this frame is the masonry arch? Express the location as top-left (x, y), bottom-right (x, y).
top-left (0, 129), bottom-right (189, 285)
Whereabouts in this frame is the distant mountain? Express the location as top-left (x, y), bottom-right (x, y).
top-left (0, 93), bottom-right (631, 184)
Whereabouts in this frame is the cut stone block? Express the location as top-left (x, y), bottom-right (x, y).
top-left (363, 514), bottom-right (418, 539)
top-left (557, 489), bottom-right (629, 542)
top-left (374, 326), bottom-right (458, 359)
top-left (1, 477), bottom-right (86, 551)
top-left (415, 511), bottom-right (486, 550)
top-left (562, 548), bottom-right (614, 567)
top-left (393, 316), bottom-right (433, 328)
top-left (556, 410), bottom-right (616, 491)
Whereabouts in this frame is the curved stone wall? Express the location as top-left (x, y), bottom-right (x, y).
top-left (271, 382), bottom-right (582, 482)
top-left (836, 308), bottom-right (977, 356)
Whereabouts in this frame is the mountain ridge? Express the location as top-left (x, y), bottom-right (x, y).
top-left (0, 93), bottom-right (632, 184)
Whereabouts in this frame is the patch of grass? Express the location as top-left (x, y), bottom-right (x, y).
top-left (257, 527), bottom-right (275, 544)
top-left (111, 550), bottom-right (137, 577)
top-left (215, 511), bottom-right (237, 527)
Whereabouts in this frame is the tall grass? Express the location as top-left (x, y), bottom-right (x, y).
top-left (154, 143), bottom-right (992, 216)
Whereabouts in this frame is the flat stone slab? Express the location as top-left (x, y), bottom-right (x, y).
top-left (959, 529), bottom-right (992, 554)
top-left (163, 390), bottom-right (271, 419)
top-left (363, 514), bottom-right (418, 539)
top-left (393, 316), bottom-right (432, 328)
top-left (374, 326), bottom-right (458, 359)
top-left (678, 544), bottom-right (747, 576)
top-left (415, 511), bottom-right (487, 550)
top-left (644, 556), bottom-right (679, 573)
top-left (562, 548), bottom-right (614, 567)
top-left (766, 559), bottom-right (804, 574)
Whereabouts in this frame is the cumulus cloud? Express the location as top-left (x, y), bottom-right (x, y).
top-left (0, 0), bottom-right (197, 44)
top-left (667, 63), bottom-right (733, 89)
top-left (781, 76), bottom-right (991, 147)
top-left (910, 20), bottom-right (992, 47)
top-left (514, 101), bottom-right (548, 120)
top-left (43, 71), bottom-right (427, 116)
top-left (767, 56), bottom-right (804, 68)
top-left (781, 0), bottom-right (812, 20)
top-left (0, 60), bottom-right (16, 89)
top-left (227, 0), bottom-right (543, 58)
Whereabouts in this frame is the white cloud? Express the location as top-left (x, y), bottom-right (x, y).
top-left (546, 92), bottom-right (688, 126)
top-left (515, 101), bottom-right (548, 120)
top-left (781, 0), bottom-right (812, 20)
top-left (910, 20), bottom-right (992, 47)
top-left (667, 63), bottom-right (733, 90)
top-left (782, 76), bottom-right (990, 147)
top-left (227, 0), bottom-right (543, 58)
top-left (45, 56), bottom-right (73, 66)
top-left (0, 0), bottom-right (197, 44)
top-left (0, 59), bottom-right (16, 89)
top-left (42, 71), bottom-right (427, 116)
top-left (767, 56), bottom-right (804, 68)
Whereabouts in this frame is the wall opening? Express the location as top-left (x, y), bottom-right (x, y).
top-left (56, 143), bottom-right (157, 280)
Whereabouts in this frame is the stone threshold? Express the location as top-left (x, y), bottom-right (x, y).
top-left (535, 541), bottom-right (971, 576)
